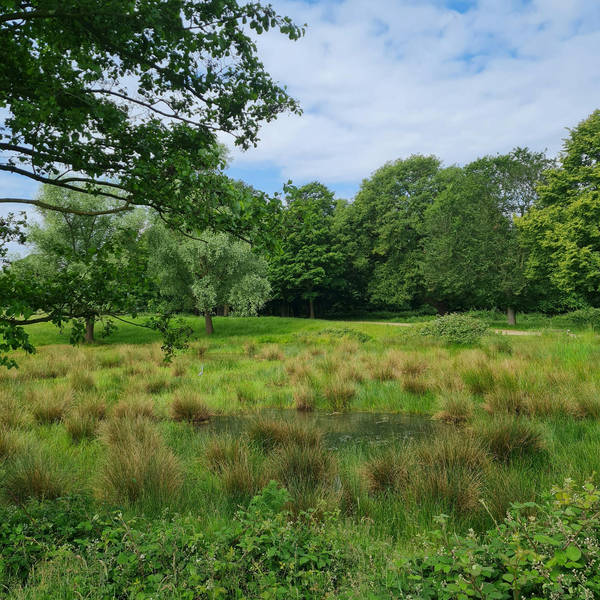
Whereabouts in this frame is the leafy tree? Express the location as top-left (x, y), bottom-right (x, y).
top-left (149, 226), bottom-right (271, 335)
top-left (0, 1), bottom-right (302, 362)
top-left (0, 1), bottom-right (302, 233)
top-left (518, 110), bottom-right (600, 307)
top-left (344, 156), bottom-right (443, 310)
top-left (268, 183), bottom-right (344, 318)
top-left (6, 185), bottom-right (150, 345)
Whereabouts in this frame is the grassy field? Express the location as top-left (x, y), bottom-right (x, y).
top-left (2, 316), bottom-right (600, 596)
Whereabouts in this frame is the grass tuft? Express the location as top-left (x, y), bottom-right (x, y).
top-left (248, 418), bottom-right (322, 453)
top-left (170, 390), bottom-right (210, 424)
top-left (433, 394), bottom-right (473, 425)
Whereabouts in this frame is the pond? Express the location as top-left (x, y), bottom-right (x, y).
top-left (202, 409), bottom-right (435, 448)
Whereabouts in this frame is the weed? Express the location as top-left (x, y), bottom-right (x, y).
top-left (112, 397), bottom-right (156, 421)
top-left (248, 418), bottom-right (322, 453)
top-left (257, 344), bottom-right (284, 361)
top-left (145, 373), bottom-right (171, 395)
top-left (243, 341), bottom-right (257, 357)
top-left (402, 374), bottom-right (429, 396)
top-left (68, 371), bottom-right (96, 393)
top-left (462, 364), bottom-right (496, 395)
top-left (0, 427), bottom-right (22, 460)
top-left (30, 387), bottom-right (71, 424)
top-left (293, 382), bottom-right (316, 411)
top-left (363, 446), bottom-right (412, 494)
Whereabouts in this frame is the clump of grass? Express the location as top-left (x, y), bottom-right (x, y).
top-left (367, 352), bottom-right (401, 381)
top-left (572, 388), bottom-right (600, 418)
top-left (285, 358), bottom-right (314, 382)
top-left (205, 435), bottom-right (259, 499)
top-left (363, 446), bottom-right (412, 494)
top-left (112, 397), bottom-right (156, 421)
top-left (257, 344), bottom-right (284, 361)
top-left (68, 371), bottom-right (96, 392)
top-left (236, 382), bottom-right (260, 405)
top-left (475, 416), bottom-right (549, 462)
top-left (171, 360), bottom-right (188, 377)
top-left (30, 387), bottom-right (71, 424)
top-left (248, 418), bottom-right (322, 453)
top-left (433, 394), bottom-right (473, 425)
top-left (462, 364), bottom-right (496, 395)
top-left (401, 374), bottom-right (429, 396)
top-left (170, 390), bottom-right (210, 424)
top-left (193, 342), bottom-right (209, 359)
top-left (97, 351), bottom-right (122, 369)
top-left (0, 427), bottom-right (22, 460)
top-left (414, 430), bottom-right (489, 514)
top-left (323, 376), bottom-right (356, 411)
top-left (97, 417), bottom-right (182, 505)
top-left (243, 341), bottom-right (257, 357)
top-left (265, 442), bottom-right (337, 510)
top-left (483, 372), bottom-right (527, 415)
top-left (145, 373), bottom-right (171, 395)
top-left (401, 356), bottom-right (427, 377)
top-left (64, 410), bottom-right (98, 443)
top-left (0, 391), bottom-right (29, 428)
top-left (78, 397), bottom-right (107, 421)
top-left (293, 382), bottom-right (316, 411)
top-left (485, 336), bottom-right (513, 356)
top-left (3, 446), bottom-right (70, 503)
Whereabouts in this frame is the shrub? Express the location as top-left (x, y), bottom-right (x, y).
top-left (420, 313), bottom-right (488, 345)
top-left (248, 418), bottom-right (322, 453)
top-left (323, 376), bottom-right (356, 411)
top-left (433, 394), bottom-right (473, 425)
top-left (363, 446), bottom-right (412, 494)
top-left (170, 390), bottom-right (210, 424)
top-left (555, 306), bottom-right (600, 330)
top-left (3, 447), bottom-right (70, 503)
top-left (97, 417), bottom-right (183, 505)
top-left (475, 416), bottom-right (549, 462)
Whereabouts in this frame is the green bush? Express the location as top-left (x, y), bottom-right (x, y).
top-left (391, 479), bottom-right (600, 599)
top-left (555, 307), bottom-right (600, 330)
top-left (420, 313), bottom-right (488, 345)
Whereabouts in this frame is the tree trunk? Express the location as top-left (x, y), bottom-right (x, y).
top-left (223, 305), bottom-right (229, 317)
top-left (84, 316), bottom-right (95, 344)
top-left (507, 306), bottom-right (516, 326)
top-left (309, 298), bottom-right (315, 319)
top-left (204, 313), bottom-right (214, 335)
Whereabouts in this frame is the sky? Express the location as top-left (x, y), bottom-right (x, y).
top-left (2, 0), bottom-right (600, 245)
top-left (226, 0), bottom-right (600, 198)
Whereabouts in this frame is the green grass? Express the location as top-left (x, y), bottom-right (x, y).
top-left (2, 315), bottom-right (600, 593)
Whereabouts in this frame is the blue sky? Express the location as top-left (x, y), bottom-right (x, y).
top-left (223, 0), bottom-right (600, 197)
top-left (2, 0), bottom-right (600, 233)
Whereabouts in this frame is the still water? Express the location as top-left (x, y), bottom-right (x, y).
top-left (201, 409), bottom-right (435, 448)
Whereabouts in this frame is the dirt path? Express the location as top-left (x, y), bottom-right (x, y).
top-left (353, 321), bottom-right (541, 336)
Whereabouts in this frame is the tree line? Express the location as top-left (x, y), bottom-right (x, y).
top-left (4, 109), bottom-right (599, 355)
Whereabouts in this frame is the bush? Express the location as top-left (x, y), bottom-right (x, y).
top-left (555, 307), bottom-right (600, 330)
top-left (475, 416), bottom-right (549, 462)
top-left (420, 313), bottom-right (488, 345)
top-left (395, 479), bottom-right (600, 599)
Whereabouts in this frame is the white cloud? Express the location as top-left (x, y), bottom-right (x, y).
top-left (227, 0), bottom-right (600, 187)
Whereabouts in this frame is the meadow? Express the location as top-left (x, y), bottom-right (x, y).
top-left (1, 316), bottom-right (600, 597)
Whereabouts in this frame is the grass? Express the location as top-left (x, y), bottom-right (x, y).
top-left (1, 315), bottom-right (600, 553)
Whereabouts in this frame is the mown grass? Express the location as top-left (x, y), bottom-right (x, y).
top-left (0, 316), bottom-right (599, 543)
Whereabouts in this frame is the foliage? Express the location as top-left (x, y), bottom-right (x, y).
top-left (395, 479), bottom-right (600, 599)
top-left (518, 110), bottom-right (600, 307)
top-left (149, 224), bottom-right (271, 334)
top-left (420, 313), bottom-right (488, 345)
top-left (268, 182), bottom-right (345, 317)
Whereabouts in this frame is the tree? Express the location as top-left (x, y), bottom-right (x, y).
top-left (6, 185), bottom-right (150, 345)
top-left (518, 110), bottom-right (600, 307)
top-left (0, 1), bottom-right (302, 363)
top-left (268, 183), bottom-right (344, 318)
top-left (421, 169), bottom-right (516, 314)
top-left (1, 1), bottom-right (302, 233)
top-left (345, 156), bottom-right (443, 311)
top-left (149, 225), bottom-right (271, 335)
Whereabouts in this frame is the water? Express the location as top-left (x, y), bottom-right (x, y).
top-left (201, 409), bottom-right (434, 448)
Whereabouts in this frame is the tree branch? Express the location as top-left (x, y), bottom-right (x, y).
top-left (0, 198), bottom-right (132, 216)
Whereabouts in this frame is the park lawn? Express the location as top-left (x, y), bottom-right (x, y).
top-left (1, 316), bottom-right (600, 596)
